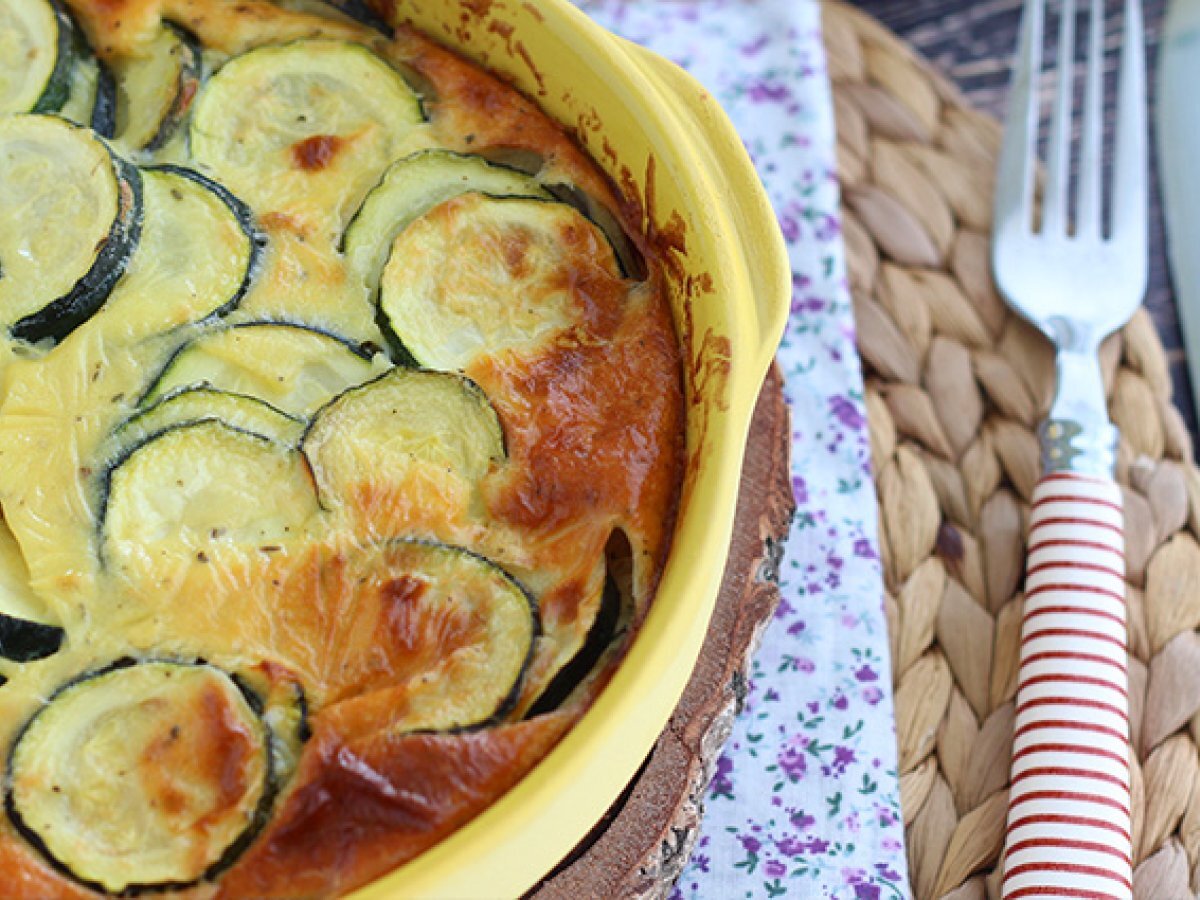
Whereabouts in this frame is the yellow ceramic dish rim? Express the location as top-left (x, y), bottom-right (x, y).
top-left (346, 1), bottom-right (792, 896)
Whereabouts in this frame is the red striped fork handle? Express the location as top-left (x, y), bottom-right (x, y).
top-left (1001, 472), bottom-right (1131, 900)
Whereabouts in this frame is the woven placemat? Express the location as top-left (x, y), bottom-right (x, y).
top-left (824, 2), bottom-right (1200, 897)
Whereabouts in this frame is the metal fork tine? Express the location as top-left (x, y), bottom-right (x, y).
top-left (1111, 0), bottom-right (1148, 254)
top-left (995, 0), bottom-right (1045, 235)
top-left (1043, 0), bottom-right (1077, 235)
top-left (1077, 0), bottom-right (1105, 237)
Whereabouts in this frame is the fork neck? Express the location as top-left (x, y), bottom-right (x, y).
top-left (1042, 346), bottom-right (1118, 479)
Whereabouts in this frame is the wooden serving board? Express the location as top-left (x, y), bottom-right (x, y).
top-left (529, 364), bottom-right (795, 899)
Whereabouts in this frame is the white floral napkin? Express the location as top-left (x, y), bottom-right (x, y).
top-left (573, 2), bottom-right (909, 897)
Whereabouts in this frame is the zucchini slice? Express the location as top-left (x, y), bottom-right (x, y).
top-left (189, 39), bottom-right (424, 233)
top-left (100, 166), bottom-right (263, 338)
top-left (114, 387), bottom-right (304, 452)
top-left (0, 0), bottom-right (75, 115)
top-left (474, 147), bottom-right (646, 280)
top-left (100, 420), bottom-right (320, 558)
top-left (113, 23), bottom-right (202, 153)
top-left (544, 181), bottom-right (647, 281)
top-left (235, 662), bottom-right (311, 786)
top-left (324, 539), bottom-right (537, 732)
top-left (526, 572), bottom-right (620, 718)
top-left (302, 368), bottom-right (504, 512)
top-left (56, 52), bottom-right (99, 127)
top-left (90, 60), bottom-right (117, 137)
top-left (55, 15), bottom-right (120, 139)
top-left (55, 21), bottom-right (117, 136)
top-left (0, 521), bottom-right (63, 663)
top-left (343, 150), bottom-right (552, 300)
top-left (378, 193), bottom-right (622, 369)
top-left (141, 322), bottom-right (377, 418)
top-left (7, 660), bottom-right (272, 892)
top-left (0, 115), bottom-right (143, 344)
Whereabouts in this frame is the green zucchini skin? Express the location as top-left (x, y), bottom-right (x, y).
top-left (525, 573), bottom-right (620, 718)
top-left (96, 421), bottom-right (248, 549)
top-left (146, 24), bottom-right (202, 153)
top-left (376, 192), bottom-right (622, 371)
top-left (235, 668), bottom-right (312, 777)
top-left (94, 165), bottom-right (264, 341)
top-left (96, 418), bottom-right (321, 565)
top-left (342, 150), bottom-right (551, 280)
top-left (374, 309), bottom-right (419, 368)
top-left (202, 668), bottom-right (307, 886)
top-left (0, 523), bottom-right (64, 663)
top-left (29, 0), bottom-right (76, 115)
top-left (475, 148), bottom-right (645, 280)
top-left (274, 0), bottom-right (393, 36)
top-left (300, 366), bottom-right (506, 515)
top-left (143, 164), bottom-right (267, 319)
top-left (341, 150), bottom-right (553, 363)
top-left (412, 537), bottom-right (539, 731)
top-left (0, 0), bottom-right (77, 115)
top-left (321, 0), bottom-right (393, 36)
top-left (430, 539), bottom-right (538, 732)
top-left (50, 11), bottom-right (93, 127)
top-left (347, 538), bottom-right (540, 733)
top-left (188, 39), bottom-right (425, 237)
top-left (4, 658), bottom-right (281, 893)
top-left (137, 320), bottom-right (375, 414)
top-left (115, 22), bottom-right (203, 153)
top-left (544, 181), bottom-right (646, 281)
top-left (90, 59), bottom-right (117, 138)
top-left (53, 5), bottom-right (115, 135)
top-left (152, 163), bottom-right (266, 260)
top-left (9, 148), bottom-right (144, 345)
top-left (113, 387), bottom-right (303, 453)
top-left (0, 613), bottom-right (64, 664)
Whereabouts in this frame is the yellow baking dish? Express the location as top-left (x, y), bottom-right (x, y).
top-left (349, 1), bottom-right (791, 896)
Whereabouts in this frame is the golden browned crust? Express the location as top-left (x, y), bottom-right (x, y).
top-left (215, 713), bottom-right (578, 897)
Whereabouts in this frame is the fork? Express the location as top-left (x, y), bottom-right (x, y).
top-left (992, 0), bottom-right (1148, 897)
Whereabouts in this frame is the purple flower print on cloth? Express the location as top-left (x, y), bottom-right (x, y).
top-left (573, 1), bottom-right (909, 898)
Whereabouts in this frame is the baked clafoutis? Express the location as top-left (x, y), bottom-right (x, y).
top-left (0, 0), bottom-right (685, 895)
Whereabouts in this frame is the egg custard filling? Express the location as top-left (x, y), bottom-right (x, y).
top-left (0, 0), bottom-right (685, 895)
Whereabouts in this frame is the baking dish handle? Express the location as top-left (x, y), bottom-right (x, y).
top-left (625, 43), bottom-right (791, 382)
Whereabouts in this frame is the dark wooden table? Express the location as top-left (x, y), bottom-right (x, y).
top-left (850, 0), bottom-right (1195, 437)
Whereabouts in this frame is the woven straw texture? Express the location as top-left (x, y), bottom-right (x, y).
top-left (823, 2), bottom-right (1200, 897)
